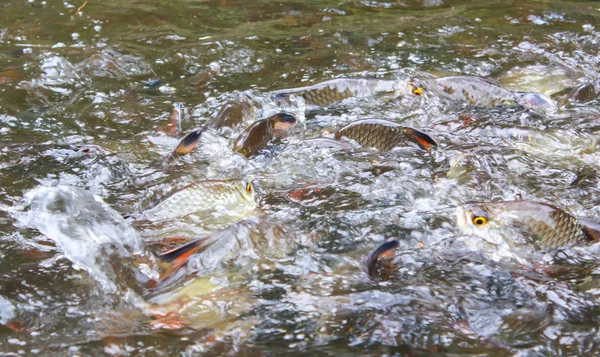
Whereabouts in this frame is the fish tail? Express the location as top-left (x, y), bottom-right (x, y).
top-left (158, 237), bottom-right (211, 266)
top-left (171, 128), bottom-right (204, 157)
top-left (405, 128), bottom-right (438, 151)
top-left (582, 225), bottom-right (600, 242)
top-left (367, 240), bottom-right (399, 279)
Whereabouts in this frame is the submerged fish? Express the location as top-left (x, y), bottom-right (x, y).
top-left (334, 119), bottom-right (438, 152)
top-left (207, 95), bottom-right (255, 129)
top-left (456, 200), bottom-right (600, 249)
top-left (271, 78), bottom-right (412, 107)
top-left (142, 179), bottom-right (256, 221)
top-left (567, 78), bottom-right (600, 103)
top-left (412, 76), bottom-right (556, 112)
top-left (233, 113), bottom-right (296, 158)
top-left (366, 240), bottom-right (399, 279)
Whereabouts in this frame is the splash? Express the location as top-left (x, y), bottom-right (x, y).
top-left (14, 185), bottom-right (158, 294)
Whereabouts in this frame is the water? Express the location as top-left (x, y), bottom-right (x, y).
top-left (1, 0), bottom-right (600, 355)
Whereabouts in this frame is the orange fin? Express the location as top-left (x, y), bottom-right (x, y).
top-left (171, 128), bottom-right (204, 157)
top-left (405, 128), bottom-right (438, 152)
top-left (158, 237), bottom-right (211, 271)
top-left (366, 240), bottom-right (399, 279)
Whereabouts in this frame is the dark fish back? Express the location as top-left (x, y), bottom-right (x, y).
top-left (300, 86), bottom-right (355, 106)
top-left (233, 119), bottom-right (272, 158)
top-left (335, 119), bottom-right (437, 151)
top-left (208, 98), bottom-right (253, 129)
top-left (568, 78), bottom-right (600, 103)
top-left (335, 122), bottom-right (399, 151)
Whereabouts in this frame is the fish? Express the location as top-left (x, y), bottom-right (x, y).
top-left (270, 78), bottom-right (413, 107)
top-left (366, 240), bottom-right (399, 279)
top-left (334, 119), bottom-right (438, 152)
top-left (169, 128), bottom-right (205, 159)
top-left (455, 200), bottom-right (600, 249)
top-left (207, 96), bottom-right (255, 129)
top-left (411, 76), bottom-right (556, 112)
top-left (168, 96), bottom-right (255, 159)
top-left (567, 78), bottom-right (600, 103)
top-left (233, 113), bottom-right (296, 158)
top-left (157, 236), bottom-right (214, 275)
top-left (141, 179), bottom-right (256, 222)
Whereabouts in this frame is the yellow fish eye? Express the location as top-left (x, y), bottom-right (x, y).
top-left (472, 216), bottom-right (487, 226)
top-left (413, 87), bottom-right (424, 96)
top-left (245, 182), bottom-right (252, 193)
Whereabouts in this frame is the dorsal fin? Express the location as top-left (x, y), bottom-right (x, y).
top-left (367, 240), bottom-right (399, 279)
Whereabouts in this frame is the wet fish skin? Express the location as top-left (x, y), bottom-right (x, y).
top-left (334, 119), bottom-right (438, 152)
top-left (170, 128), bottom-right (204, 159)
top-left (567, 78), bottom-right (600, 103)
top-left (271, 78), bottom-right (412, 107)
top-left (416, 76), bottom-right (519, 107)
top-left (168, 96), bottom-right (255, 159)
top-left (142, 179), bottom-right (256, 221)
top-left (367, 240), bottom-right (399, 279)
top-left (233, 113), bottom-right (296, 158)
top-left (413, 76), bottom-right (557, 112)
top-left (207, 96), bottom-right (255, 129)
top-left (456, 200), bottom-right (600, 248)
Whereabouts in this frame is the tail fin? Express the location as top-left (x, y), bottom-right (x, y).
top-left (404, 128), bottom-right (438, 152)
top-left (158, 237), bottom-right (211, 269)
top-left (367, 240), bottom-right (399, 279)
top-left (170, 128), bottom-right (204, 158)
top-left (580, 220), bottom-right (600, 242)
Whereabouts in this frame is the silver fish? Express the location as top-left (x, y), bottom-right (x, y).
top-left (142, 179), bottom-right (256, 221)
top-left (456, 200), bottom-right (600, 249)
top-left (271, 78), bottom-right (413, 107)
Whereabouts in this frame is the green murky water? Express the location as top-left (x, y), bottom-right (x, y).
top-left (1, 0), bottom-right (600, 356)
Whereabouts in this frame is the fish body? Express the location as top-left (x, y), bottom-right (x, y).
top-left (414, 76), bottom-right (557, 112)
top-left (208, 96), bottom-right (255, 129)
top-left (271, 78), bottom-right (411, 107)
top-left (456, 200), bottom-right (600, 248)
top-left (142, 179), bottom-right (256, 221)
top-left (334, 119), bottom-right (438, 152)
top-left (367, 240), bottom-right (399, 279)
top-left (233, 113), bottom-right (296, 158)
top-left (568, 78), bottom-right (600, 103)
top-left (418, 76), bottom-right (519, 107)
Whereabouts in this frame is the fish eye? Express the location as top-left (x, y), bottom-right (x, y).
top-left (413, 87), bottom-right (424, 96)
top-left (472, 216), bottom-right (487, 226)
top-left (245, 182), bottom-right (253, 193)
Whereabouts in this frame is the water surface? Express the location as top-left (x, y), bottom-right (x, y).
top-left (1, 0), bottom-right (600, 356)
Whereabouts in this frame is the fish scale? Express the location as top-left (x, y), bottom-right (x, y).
top-left (142, 179), bottom-right (254, 221)
top-left (457, 200), bottom-right (599, 249)
top-left (334, 119), bottom-right (436, 152)
top-left (271, 78), bottom-right (407, 107)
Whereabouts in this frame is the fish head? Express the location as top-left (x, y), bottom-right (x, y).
top-left (406, 77), bottom-right (436, 100)
top-left (234, 179), bottom-right (257, 206)
top-left (455, 203), bottom-right (496, 237)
